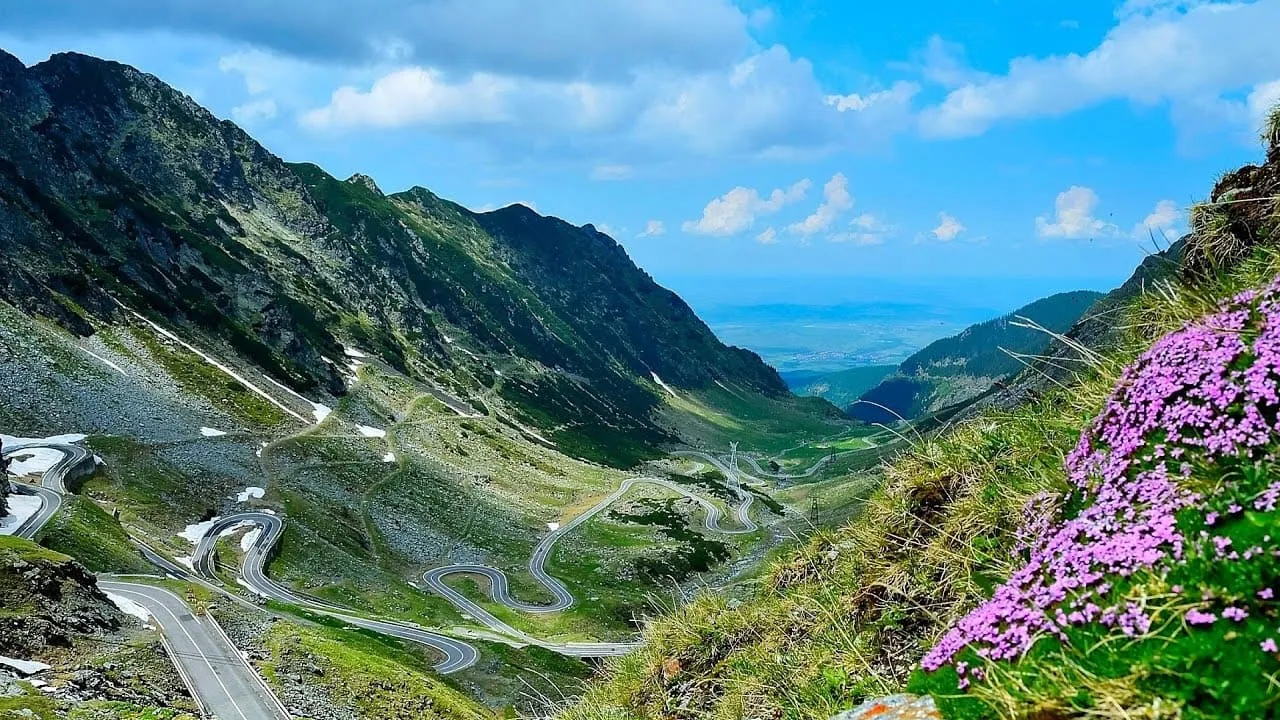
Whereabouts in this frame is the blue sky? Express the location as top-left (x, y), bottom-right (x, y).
top-left (5, 0), bottom-right (1280, 305)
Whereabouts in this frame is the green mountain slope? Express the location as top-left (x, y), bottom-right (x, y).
top-left (559, 112), bottom-right (1280, 720)
top-left (849, 290), bottom-right (1103, 423)
top-left (0, 49), bottom-right (794, 467)
top-left (782, 365), bottom-right (897, 409)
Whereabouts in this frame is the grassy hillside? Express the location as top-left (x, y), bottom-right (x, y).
top-left (782, 365), bottom-right (897, 409)
top-left (851, 290), bottom-right (1102, 424)
top-left (557, 141), bottom-right (1280, 719)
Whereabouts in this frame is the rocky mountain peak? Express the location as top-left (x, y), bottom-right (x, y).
top-left (346, 172), bottom-right (383, 195)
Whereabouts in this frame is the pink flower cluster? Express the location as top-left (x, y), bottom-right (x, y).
top-left (923, 281), bottom-right (1280, 673)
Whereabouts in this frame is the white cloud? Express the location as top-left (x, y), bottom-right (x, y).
top-left (824, 82), bottom-right (920, 112)
top-left (1133, 199), bottom-right (1183, 239)
top-left (218, 50), bottom-right (287, 95)
top-left (302, 67), bottom-right (513, 129)
top-left (11, 0), bottom-right (754, 82)
top-left (756, 227), bottom-right (778, 244)
top-left (904, 36), bottom-right (990, 90)
top-left (300, 44), bottom-right (916, 161)
top-left (230, 98), bottom-right (278, 124)
top-left (831, 213), bottom-right (890, 245)
top-left (931, 212), bottom-right (966, 241)
top-left (920, 1), bottom-right (1280, 139)
top-left (682, 179), bottom-right (811, 236)
top-left (591, 164), bottom-right (634, 180)
top-left (639, 220), bottom-right (666, 237)
top-left (788, 173), bottom-right (853, 236)
top-left (1035, 186), bottom-right (1118, 240)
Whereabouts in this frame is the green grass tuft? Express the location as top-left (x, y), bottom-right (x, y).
top-left (36, 495), bottom-right (151, 574)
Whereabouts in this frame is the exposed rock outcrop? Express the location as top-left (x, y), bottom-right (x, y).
top-left (0, 538), bottom-right (123, 658)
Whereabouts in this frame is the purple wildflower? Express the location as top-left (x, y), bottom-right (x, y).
top-left (1186, 609), bottom-right (1217, 626)
top-left (1222, 606), bottom-right (1248, 622)
top-left (922, 279), bottom-right (1280, 673)
top-left (1263, 639), bottom-right (1279, 653)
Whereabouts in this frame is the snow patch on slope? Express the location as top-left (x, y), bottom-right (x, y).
top-left (236, 487), bottom-right (265, 502)
top-left (106, 593), bottom-right (154, 627)
top-left (651, 372), bottom-right (679, 399)
top-left (5, 448), bottom-right (63, 476)
top-left (356, 425), bottom-right (386, 438)
top-left (311, 404), bottom-right (332, 424)
top-left (0, 655), bottom-right (50, 676)
top-left (0, 495), bottom-right (43, 536)
top-left (240, 527), bottom-right (262, 552)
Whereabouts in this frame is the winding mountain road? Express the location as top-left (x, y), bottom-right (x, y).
top-left (5, 442), bottom-right (300, 716)
top-left (736, 453), bottom-right (833, 480)
top-left (189, 512), bottom-right (480, 673)
top-left (3, 437), bottom-right (774, 678)
top-left (98, 581), bottom-right (291, 720)
top-left (421, 476), bottom-right (756, 651)
top-left (3, 442), bottom-right (95, 538)
top-left (8, 482), bottom-right (61, 540)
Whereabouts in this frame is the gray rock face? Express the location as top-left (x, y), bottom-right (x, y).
top-left (830, 694), bottom-right (940, 720)
top-left (0, 549), bottom-right (123, 658)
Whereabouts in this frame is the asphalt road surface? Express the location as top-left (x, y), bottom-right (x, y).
top-left (190, 512), bottom-right (480, 673)
top-left (422, 476), bottom-right (757, 654)
top-left (735, 452), bottom-right (833, 479)
top-left (99, 581), bottom-right (290, 720)
top-left (2, 442), bottom-right (94, 538)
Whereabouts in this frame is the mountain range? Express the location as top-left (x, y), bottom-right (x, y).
top-left (0, 48), bottom-right (859, 719)
top-left (0, 49), bottom-right (798, 468)
top-left (847, 289), bottom-right (1103, 424)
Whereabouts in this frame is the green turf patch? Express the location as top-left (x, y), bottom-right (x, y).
top-left (36, 495), bottom-right (151, 574)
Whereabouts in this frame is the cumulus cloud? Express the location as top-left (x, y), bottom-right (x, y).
top-left (302, 68), bottom-right (513, 129)
top-left (11, 1), bottom-right (921, 164)
top-left (756, 227), bottom-right (778, 244)
top-left (920, 1), bottom-right (1280, 139)
top-left (299, 44), bottom-right (916, 161)
top-left (8, 0), bottom-right (752, 81)
top-left (1133, 199), bottom-right (1183, 239)
top-left (682, 179), bottom-right (811, 236)
top-left (788, 173), bottom-right (853, 236)
top-left (903, 36), bottom-right (989, 90)
top-left (824, 81), bottom-right (920, 112)
top-left (638, 220), bottom-right (666, 238)
top-left (931, 212), bottom-right (965, 241)
top-left (831, 213), bottom-right (891, 245)
top-left (1035, 186), bottom-right (1118, 240)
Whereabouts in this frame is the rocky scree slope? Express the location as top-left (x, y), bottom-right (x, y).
top-left (0, 49), bottom-right (787, 466)
top-left (850, 290), bottom-right (1102, 424)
